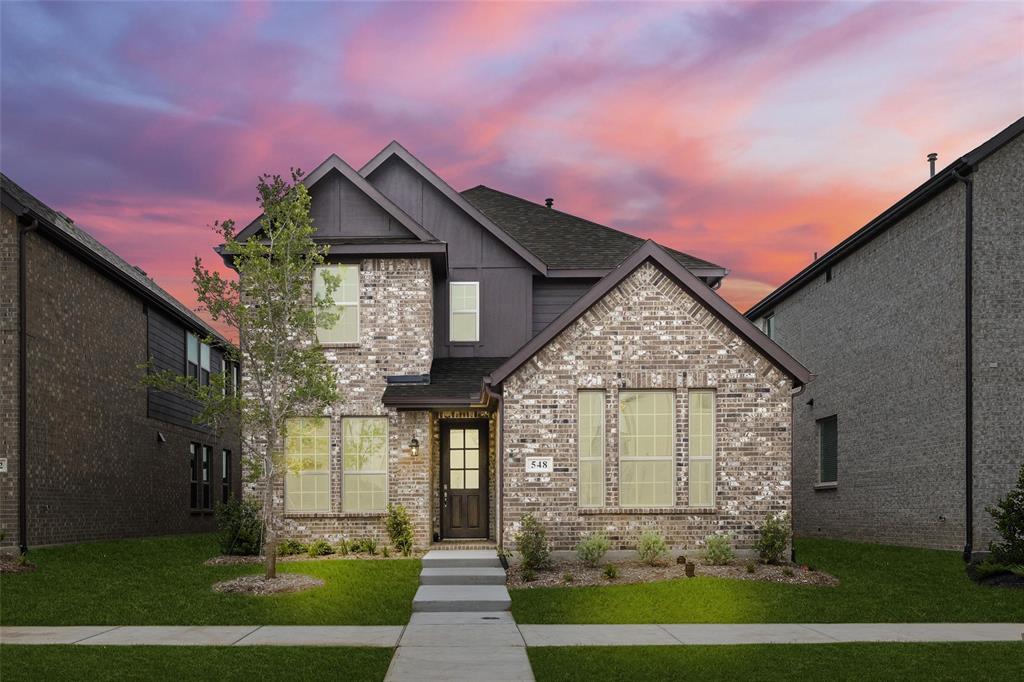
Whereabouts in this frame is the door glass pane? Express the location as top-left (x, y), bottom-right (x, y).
top-left (451, 470), bottom-right (464, 489)
top-left (465, 449), bottom-right (479, 469)
top-left (465, 429), bottom-right (479, 448)
top-left (451, 450), bottom-right (464, 469)
top-left (466, 470), bottom-right (479, 489)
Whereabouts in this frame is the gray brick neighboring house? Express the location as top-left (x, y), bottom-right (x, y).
top-left (746, 117), bottom-right (1024, 558)
top-left (0, 175), bottom-right (242, 551)
top-left (226, 144), bottom-right (811, 554)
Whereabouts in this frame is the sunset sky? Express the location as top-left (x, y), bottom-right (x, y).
top-left (2, 1), bottom-right (1021, 322)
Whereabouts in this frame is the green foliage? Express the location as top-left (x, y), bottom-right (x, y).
top-left (974, 560), bottom-right (1024, 579)
top-left (603, 564), bottom-right (619, 580)
top-left (987, 463), bottom-right (1024, 565)
top-left (521, 567), bottom-right (537, 582)
top-left (782, 567), bottom-right (795, 577)
top-left (575, 532), bottom-right (611, 568)
top-left (636, 530), bottom-right (669, 566)
top-left (756, 513), bottom-right (791, 564)
top-left (334, 540), bottom-right (349, 556)
top-left (277, 539), bottom-right (307, 557)
top-left (351, 538), bottom-right (378, 555)
top-left (214, 498), bottom-right (263, 556)
top-left (307, 539), bottom-right (333, 558)
top-left (381, 546), bottom-right (391, 558)
top-left (745, 561), bottom-right (756, 574)
top-left (702, 534), bottom-right (735, 566)
top-left (562, 573), bottom-right (575, 583)
top-left (514, 513), bottom-right (552, 570)
top-left (385, 504), bottom-right (414, 556)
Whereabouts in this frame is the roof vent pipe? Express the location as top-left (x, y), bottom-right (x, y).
top-left (928, 153), bottom-right (938, 177)
top-left (544, 197), bottom-right (554, 208)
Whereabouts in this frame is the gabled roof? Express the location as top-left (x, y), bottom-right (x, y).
top-left (235, 153), bottom-right (436, 242)
top-left (461, 185), bottom-right (728, 279)
top-left (360, 142), bottom-right (549, 273)
top-left (1, 173), bottom-right (229, 345)
top-left (487, 240), bottom-right (812, 387)
top-left (381, 357), bottom-right (507, 408)
top-left (746, 115), bottom-right (1024, 319)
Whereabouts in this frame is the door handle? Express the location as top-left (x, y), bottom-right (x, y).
top-left (443, 484), bottom-right (448, 508)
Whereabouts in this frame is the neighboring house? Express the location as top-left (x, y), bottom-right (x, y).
top-left (227, 143), bottom-right (810, 552)
top-left (0, 174), bottom-right (241, 551)
top-left (746, 117), bottom-right (1024, 558)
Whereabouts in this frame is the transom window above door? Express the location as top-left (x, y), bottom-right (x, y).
top-left (449, 282), bottom-right (479, 342)
top-left (448, 428), bottom-right (481, 490)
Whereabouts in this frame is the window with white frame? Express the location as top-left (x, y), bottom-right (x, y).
top-left (186, 332), bottom-right (199, 380)
top-left (315, 264), bottom-right (359, 344)
top-left (449, 282), bottom-right (479, 342)
top-left (342, 417), bottom-right (388, 513)
top-left (578, 390), bottom-right (605, 507)
top-left (619, 391), bottom-right (675, 507)
top-left (284, 417), bottom-right (330, 512)
top-left (688, 390), bottom-right (715, 506)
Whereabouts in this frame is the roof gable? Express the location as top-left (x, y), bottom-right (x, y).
top-left (236, 153), bottom-right (436, 242)
top-left (488, 240), bottom-right (811, 387)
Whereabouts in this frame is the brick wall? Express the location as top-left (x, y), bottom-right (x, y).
top-left (0, 207), bottom-right (19, 548)
top-left (502, 262), bottom-right (793, 551)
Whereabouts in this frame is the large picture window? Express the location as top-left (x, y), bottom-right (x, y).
top-left (284, 417), bottom-right (330, 512)
top-left (688, 390), bottom-right (715, 507)
top-left (449, 282), bottom-right (479, 342)
top-left (578, 390), bottom-right (605, 507)
top-left (343, 417), bottom-right (388, 513)
top-left (315, 264), bottom-right (359, 344)
top-left (619, 391), bottom-right (675, 507)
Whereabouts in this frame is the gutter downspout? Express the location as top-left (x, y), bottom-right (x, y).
top-left (17, 215), bottom-right (37, 555)
top-left (789, 381), bottom-right (808, 564)
top-left (953, 167), bottom-right (974, 562)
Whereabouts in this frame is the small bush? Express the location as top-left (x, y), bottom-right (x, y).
top-left (278, 538), bottom-right (307, 556)
top-left (756, 512), bottom-right (791, 564)
top-left (521, 567), bottom-right (536, 582)
top-left (987, 463), bottom-right (1024, 565)
top-left (603, 564), bottom-right (619, 580)
top-left (307, 539), bottom-right (333, 558)
top-left (381, 546), bottom-right (391, 558)
top-left (351, 538), bottom-right (378, 555)
top-left (386, 504), bottom-right (414, 556)
top-left (702, 533), bottom-right (735, 566)
top-left (562, 572), bottom-right (574, 583)
top-left (514, 513), bottom-right (552, 570)
top-left (636, 530), bottom-right (669, 566)
top-left (745, 561), bottom-right (756, 573)
top-left (575, 532), bottom-right (611, 568)
top-left (214, 497), bottom-right (263, 556)
top-left (335, 540), bottom-right (349, 556)
top-left (782, 567), bottom-right (795, 577)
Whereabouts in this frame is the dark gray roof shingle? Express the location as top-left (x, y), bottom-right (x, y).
top-left (382, 357), bottom-right (507, 406)
top-left (460, 185), bottom-right (725, 273)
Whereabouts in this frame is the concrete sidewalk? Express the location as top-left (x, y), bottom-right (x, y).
top-left (2, 622), bottom-right (1021, 648)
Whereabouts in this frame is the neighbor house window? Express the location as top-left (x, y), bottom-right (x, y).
top-left (285, 417), bottom-right (330, 512)
top-left (199, 343), bottom-right (211, 386)
top-left (578, 390), bottom-right (605, 507)
top-left (315, 264), bottom-right (359, 344)
top-left (688, 390), bottom-right (716, 507)
top-left (223, 360), bottom-right (240, 397)
top-left (189, 442), bottom-right (200, 509)
top-left (818, 415), bottom-right (838, 485)
top-left (619, 391), bottom-right (674, 507)
top-left (201, 445), bottom-right (212, 509)
top-left (761, 314), bottom-right (775, 340)
top-left (221, 449), bottom-right (232, 504)
top-left (233, 363), bottom-right (240, 397)
top-left (186, 332), bottom-right (199, 380)
top-left (449, 282), bottom-right (479, 342)
top-left (342, 417), bottom-right (388, 513)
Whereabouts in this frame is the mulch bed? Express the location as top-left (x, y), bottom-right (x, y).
top-left (966, 563), bottom-right (1024, 589)
top-left (204, 551), bottom-right (420, 567)
top-left (507, 558), bottom-right (838, 589)
top-left (212, 573), bottom-right (324, 595)
top-left (0, 555), bottom-right (37, 573)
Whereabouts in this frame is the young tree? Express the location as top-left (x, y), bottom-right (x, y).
top-left (145, 170), bottom-right (340, 579)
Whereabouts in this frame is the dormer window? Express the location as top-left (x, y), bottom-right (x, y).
top-left (450, 282), bottom-right (479, 342)
top-left (315, 264), bottom-right (360, 345)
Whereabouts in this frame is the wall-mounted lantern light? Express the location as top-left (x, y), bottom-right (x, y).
top-left (409, 437), bottom-right (420, 457)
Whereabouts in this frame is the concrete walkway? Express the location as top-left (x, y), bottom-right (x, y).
top-left (0, 625), bottom-right (403, 647)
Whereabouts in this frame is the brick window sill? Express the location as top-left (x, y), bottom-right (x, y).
top-left (284, 512), bottom-right (387, 519)
top-left (320, 343), bottom-right (361, 349)
top-left (578, 507), bottom-right (718, 515)
top-left (814, 482), bottom-right (838, 491)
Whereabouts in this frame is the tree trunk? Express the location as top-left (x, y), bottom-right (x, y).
top-left (264, 527), bottom-right (277, 580)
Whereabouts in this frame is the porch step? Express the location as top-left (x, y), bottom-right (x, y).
top-left (420, 567), bottom-right (507, 586)
top-left (412, 585), bottom-right (512, 612)
top-left (421, 550), bottom-right (502, 569)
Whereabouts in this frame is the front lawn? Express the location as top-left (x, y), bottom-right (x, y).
top-left (0, 646), bottom-right (393, 682)
top-left (0, 534), bottom-right (419, 625)
top-left (512, 538), bottom-right (1024, 623)
top-left (527, 643), bottom-right (1024, 681)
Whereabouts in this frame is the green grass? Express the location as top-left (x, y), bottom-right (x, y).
top-left (512, 538), bottom-right (1024, 623)
top-left (527, 643), bottom-right (1024, 681)
top-left (0, 534), bottom-right (419, 625)
top-left (0, 646), bottom-right (393, 682)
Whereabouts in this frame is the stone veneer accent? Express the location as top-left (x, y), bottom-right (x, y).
top-left (502, 262), bottom-right (792, 551)
top-left (261, 258), bottom-right (435, 547)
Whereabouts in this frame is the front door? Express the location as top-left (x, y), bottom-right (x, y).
top-left (441, 420), bottom-right (489, 539)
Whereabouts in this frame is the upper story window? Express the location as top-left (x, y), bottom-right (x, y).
top-left (760, 313), bottom-right (775, 340)
top-left (315, 264), bottom-right (360, 345)
top-left (186, 332), bottom-right (211, 385)
top-left (200, 343), bottom-right (210, 385)
top-left (223, 360), bottom-right (240, 397)
top-left (450, 282), bottom-right (479, 342)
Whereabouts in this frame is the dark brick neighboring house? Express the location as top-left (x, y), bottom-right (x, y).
top-left (746, 117), bottom-right (1023, 558)
top-left (1, 174), bottom-right (241, 551)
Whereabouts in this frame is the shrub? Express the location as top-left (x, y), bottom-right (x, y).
top-left (703, 534), bottom-right (735, 566)
top-left (603, 564), bottom-right (619, 580)
top-left (307, 539), bottom-right (333, 558)
top-left (745, 561), bottom-right (756, 574)
top-left (782, 567), bottom-right (795, 577)
top-left (756, 512), bottom-right (791, 564)
top-left (277, 538), bottom-right (307, 556)
top-left (636, 530), bottom-right (669, 566)
top-left (987, 463), bottom-right (1024, 565)
top-left (575, 532), bottom-right (611, 568)
top-left (350, 537), bottom-right (378, 555)
top-left (335, 540), bottom-right (349, 556)
top-left (514, 513), bottom-right (551, 570)
top-left (521, 567), bottom-right (536, 582)
top-left (381, 546), bottom-right (391, 558)
top-left (386, 504), bottom-right (414, 556)
top-left (562, 573), bottom-right (574, 583)
top-left (214, 497), bottom-right (263, 556)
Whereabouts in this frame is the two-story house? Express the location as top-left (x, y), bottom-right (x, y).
top-left (1, 174), bottom-right (241, 552)
top-left (230, 144), bottom-right (810, 552)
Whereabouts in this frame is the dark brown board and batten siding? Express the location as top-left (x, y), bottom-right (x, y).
top-left (146, 307), bottom-right (221, 430)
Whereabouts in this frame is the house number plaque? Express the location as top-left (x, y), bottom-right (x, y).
top-left (525, 457), bottom-right (553, 473)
